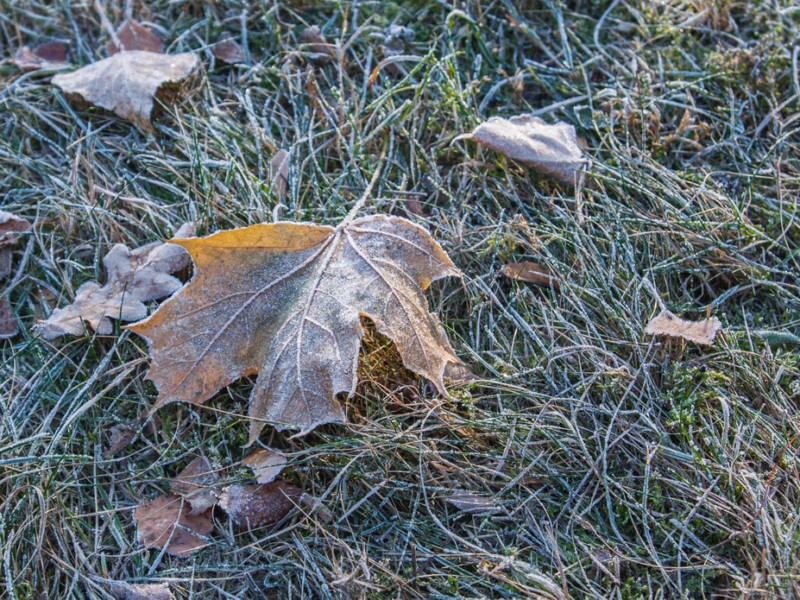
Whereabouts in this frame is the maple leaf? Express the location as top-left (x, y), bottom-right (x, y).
top-left (35, 223), bottom-right (194, 339)
top-left (52, 50), bottom-right (199, 131)
top-left (469, 115), bottom-right (587, 183)
top-left (129, 215), bottom-right (462, 444)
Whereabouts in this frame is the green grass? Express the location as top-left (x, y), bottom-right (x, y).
top-left (1, 0), bottom-right (799, 597)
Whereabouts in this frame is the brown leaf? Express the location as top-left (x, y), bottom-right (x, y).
top-left (645, 310), bottom-right (722, 346)
top-left (243, 448), bottom-right (286, 484)
top-left (501, 261), bottom-right (560, 291)
top-left (106, 424), bottom-right (135, 457)
top-left (52, 51), bottom-right (199, 131)
top-left (170, 456), bottom-right (219, 514)
top-left (213, 33), bottom-right (245, 64)
top-left (299, 26), bottom-right (335, 65)
top-left (219, 481), bottom-right (300, 531)
top-left (108, 20), bottom-right (163, 55)
top-left (129, 215), bottom-right (462, 444)
top-left (471, 115), bottom-right (587, 183)
top-left (107, 580), bottom-right (175, 600)
top-left (13, 42), bottom-right (69, 72)
top-left (0, 211), bottom-right (32, 339)
top-left (35, 222), bottom-right (195, 339)
top-left (134, 494), bottom-right (213, 556)
top-left (270, 149), bottom-right (290, 198)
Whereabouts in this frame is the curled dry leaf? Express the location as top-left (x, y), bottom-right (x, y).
top-left (501, 261), bottom-right (560, 291)
top-left (470, 115), bottom-right (587, 184)
top-left (35, 223), bottom-right (195, 339)
top-left (13, 42), bottom-right (69, 72)
top-left (52, 51), bottom-right (199, 132)
top-left (299, 26), bottom-right (335, 65)
top-left (645, 310), bottom-right (722, 346)
top-left (270, 149), bottom-right (290, 198)
top-left (107, 580), bottom-right (174, 600)
top-left (129, 215), bottom-right (462, 444)
top-left (243, 448), bottom-right (286, 484)
top-left (219, 481), bottom-right (301, 531)
top-left (213, 32), bottom-right (245, 64)
top-left (108, 19), bottom-right (163, 55)
top-left (0, 211), bottom-right (32, 339)
top-left (170, 456), bottom-right (219, 514)
top-left (134, 494), bottom-right (213, 556)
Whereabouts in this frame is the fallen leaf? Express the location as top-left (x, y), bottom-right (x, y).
top-left (299, 26), bottom-right (335, 64)
top-left (106, 424), bottom-right (135, 457)
top-left (381, 24), bottom-right (415, 57)
top-left (299, 493), bottom-right (333, 523)
top-left (501, 261), bottom-right (560, 291)
top-left (108, 19), bottom-right (163, 55)
top-left (645, 310), bottom-right (722, 346)
top-left (13, 42), bottom-right (69, 72)
top-left (107, 580), bottom-right (175, 600)
top-left (0, 211), bottom-right (32, 339)
top-left (213, 32), bottom-right (245, 64)
top-left (243, 448), bottom-right (286, 484)
top-left (52, 51), bottom-right (199, 131)
top-left (134, 494), bottom-right (213, 556)
top-left (170, 456), bottom-right (219, 514)
top-left (129, 215), bottom-right (462, 443)
top-left (446, 493), bottom-right (499, 513)
top-left (219, 481), bottom-right (300, 531)
top-left (470, 115), bottom-right (587, 183)
top-left (270, 149), bottom-right (290, 197)
top-left (35, 222), bottom-right (195, 339)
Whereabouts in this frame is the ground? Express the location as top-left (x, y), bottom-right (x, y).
top-left (1, 0), bottom-right (799, 598)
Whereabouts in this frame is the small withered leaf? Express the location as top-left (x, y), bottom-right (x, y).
top-left (170, 456), bottom-right (219, 514)
top-left (106, 424), bottom-right (135, 457)
top-left (213, 33), bottom-right (245, 64)
top-left (35, 223), bottom-right (195, 339)
top-left (501, 261), bottom-right (560, 291)
top-left (13, 42), bottom-right (69, 72)
top-left (133, 494), bottom-right (213, 556)
top-left (219, 481), bottom-right (301, 531)
top-left (299, 26), bottom-right (335, 64)
top-left (0, 211), bottom-right (32, 339)
top-left (107, 580), bottom-right (175, 600)
top-left (471, 115), bottom-right (587, 184)
top-left (129, 215), bottom-right (462, 444)
top-left (645, 310), bottom-right (722, 346)
top-left (52, 51), bottom-right (199, 131)
top-left (270, 149), bottom-right (290, 198)
top-left (243, 448), bottom-right (286, 484)
top-left (108, 19), bottom-right (163, 55)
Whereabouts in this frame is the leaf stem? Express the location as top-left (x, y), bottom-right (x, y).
top-left (340, 145), bottom-right (387, 227)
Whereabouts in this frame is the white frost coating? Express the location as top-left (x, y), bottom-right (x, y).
top-left (52, 51), bottom-right (199, 131)
top-left (471, 115), bottom-right (587, 183)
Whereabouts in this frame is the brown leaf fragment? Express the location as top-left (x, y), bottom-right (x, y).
top-left (243, 448), bottom-right (286, 484)
top-left (107, 580), bottom-right (175, 600)
top-left (270, 149), bottom-right (290, 198)
top-left (501, 261), bottom-right (560, 291)
top-left (106, 424), bottom-right (135, 457)
top-left (219, 481), bottom-right (300, 531)
top-left (108, 20), bottom-right (163, 55)
top-left (52, 51), bottom-right (199, 131)
top-left (213, 32), bottom-right (245, 64)
top-left (170, 456), bottom-right (219, 514)
top-left (134, 494), bottom-right (212, 556)
top-left (299, 26), bottom-right (335, 64)
top-left (0, 211), bottom-right (32, 339)
top-left (128, 215), bottom-right (462, 443)
top-left (471, 115), bottom-right (587, 183)
top-left (35, 222), bottom-right (195, 339)
top-left (13, 42), bottom-right (69, 72)
top-left (446, 493), bottom-right (499, 513)
top-left (645, 310), bottom-right (722, 346)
